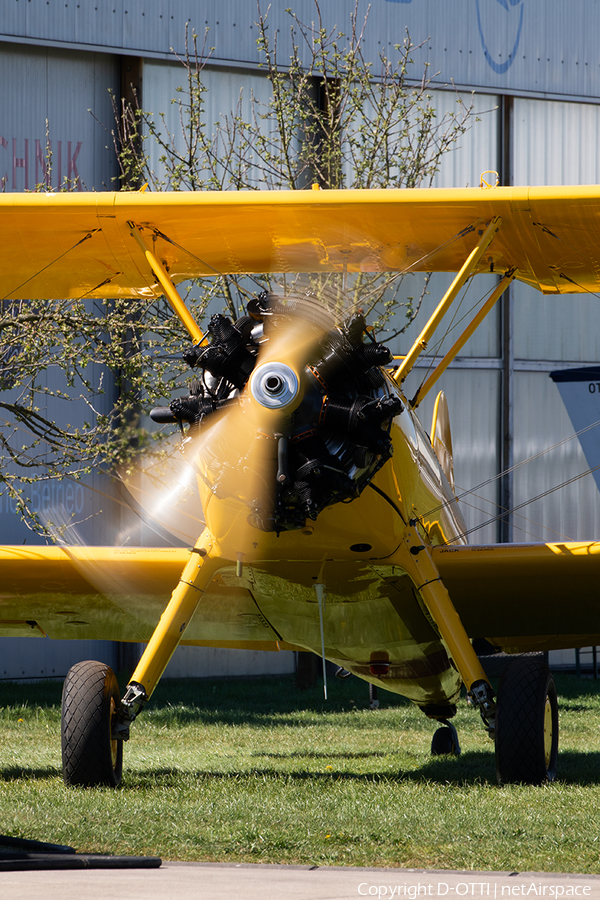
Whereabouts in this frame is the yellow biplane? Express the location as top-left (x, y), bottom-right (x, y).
top-left (2, 185), bottom-right (600, 788)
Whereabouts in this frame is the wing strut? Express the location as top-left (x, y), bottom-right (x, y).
top-left (410, 268), bottom-right (516, 408)
top-left (393, 217), bottom-right (502, 386)
top-left (128, 222), bottom-right (207, 345)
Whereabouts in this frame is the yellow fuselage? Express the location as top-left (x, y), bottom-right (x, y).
top-left (197, 374), bottom-right (467, 711)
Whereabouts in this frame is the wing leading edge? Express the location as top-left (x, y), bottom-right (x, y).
top-left (0, 545), bottom-right (285, 650)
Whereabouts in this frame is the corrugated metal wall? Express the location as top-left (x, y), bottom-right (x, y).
top-left (511, 98), bottom-right (600, 543)
top-left (406, 367), bottom-right (502, 545)
top-left (0, 638), bottom-right (118, 681)
top-left (0, 43), bottom-right (120, 546)
top-left (2, 2), bottom-right (600, 101)
top-left (0, 44), bottom-right (117, 194)
top-left (394, 91), bottom-right (502, 544)
top-left (163, 646), bottom-right (295, 680)
top-left (142, 60), bottom-right (279, 189)
top-left (0, 43), bottom-right (129, 679)
top-left (431, 91), bottom-right (500, 190)
top-left (513, 371), bottom-right (600, 542)
top-left (0, 48), bottom-right (138, 679)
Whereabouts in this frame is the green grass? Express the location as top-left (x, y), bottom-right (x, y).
top-left (1, 672), bottom-right (600, 871)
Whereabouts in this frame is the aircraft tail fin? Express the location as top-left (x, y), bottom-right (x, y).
top-left (550, 365), bottom-right (600, 494)
top-left (431, 390), bottom-right (455, 491)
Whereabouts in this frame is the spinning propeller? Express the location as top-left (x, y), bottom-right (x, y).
top-left (50, 288), bottom-right (404, 590)
top-left (125, 290), bottom-right (405, 558)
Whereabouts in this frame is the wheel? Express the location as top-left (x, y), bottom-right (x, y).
top-left (431, 724), bottom-right (460, 756)
top-left (495, 656), bottom-right (558, 785)
top-left (61, 660), bottom-right (123, 787)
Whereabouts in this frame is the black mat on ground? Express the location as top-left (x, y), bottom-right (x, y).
top-left (0, 835), bottom-right (161, 871)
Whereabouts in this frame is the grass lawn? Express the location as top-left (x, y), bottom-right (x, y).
top-left (1, 670), bottom-right (600, 871)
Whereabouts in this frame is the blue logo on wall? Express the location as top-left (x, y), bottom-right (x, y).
top-left (384, 0), bottom-right (524, 75)
top-left (476, 0), bottom-right (524, 74)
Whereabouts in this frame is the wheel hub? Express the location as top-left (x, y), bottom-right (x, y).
top-left (543, 695), bottom-right (553, 768)
top-left (109, 696), bottom-right (118, 769)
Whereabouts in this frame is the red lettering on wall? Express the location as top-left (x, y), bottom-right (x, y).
top-left (0, 136), bottom-right (7, 190)
top-left (35, 139), bottom-right (51, 187)
top-left (67, 141), bottom-right (82, 189)
top-left (12, 138), bottom-right (28, 190)
top-left (0, 135), bottom-right (83, 190)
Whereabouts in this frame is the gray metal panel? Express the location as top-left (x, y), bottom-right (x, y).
top-left (142, 67), bottom-right (497, 193)
top-left (0, 43), bottom-right (118, 191)
top-left (143, 60), bottom-right (278, 188)
top-left (0, 639), bottom-right (294, 681)
top-left (0, 44), bottom-right (120, 546)
top-left (513, 98), bottom-right (600, 186)
top-left (0, 638), bottom-right (117, 680)
top-left (432, 91), bottom-right (500, 190)
top-left (514, 281), bottom-right (600, 363)
top-left (163, 646), bottom-right (296, 679)
top-left (402, 367), bottom-right (501, 545)
top-left (512, 97), bottom-right (600, 364)
top-left (3, 1), bottom-right (600, 100)
top-left (513, 370), bottom-right (600, 541)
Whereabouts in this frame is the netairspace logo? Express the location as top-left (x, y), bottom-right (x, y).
top-left (357, 884), bottom-right (592, 899)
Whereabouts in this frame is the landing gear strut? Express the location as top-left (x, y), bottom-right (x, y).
top-left (60, 532), bottom-right (220, 788)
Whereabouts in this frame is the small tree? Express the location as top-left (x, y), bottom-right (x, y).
top-left (115, 3), bottom-right (473, 331)
top-left (1, 2), bottom-right (475, 535)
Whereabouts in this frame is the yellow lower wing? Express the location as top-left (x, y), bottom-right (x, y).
top-left (434, 541), bottom-right (600, 652)
top-left (0, 545), bottom-right (285, 650)
top-left (1, 541), bottom-right (600, 655)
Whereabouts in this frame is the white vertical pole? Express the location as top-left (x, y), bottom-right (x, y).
top-left (314, 583), bottom-right (328, 700)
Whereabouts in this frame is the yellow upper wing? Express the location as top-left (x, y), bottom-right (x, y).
top-left (2, 186), bottom-right (600, 299)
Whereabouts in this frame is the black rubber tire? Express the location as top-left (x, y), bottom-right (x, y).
top-left (61, 660), bottom-right (123, 788)
top-left (431, 725), bottom-right (458, 756)
top-left (495, 656), bottom-right (558, 785)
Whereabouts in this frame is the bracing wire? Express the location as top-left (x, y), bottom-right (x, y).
top-left (445, 461), bottom-right (600, 545)
top-left (451, 483), bottom-right (583, 544)
top-left (373, 221), bottom-right (483, 293)
top-left (411, 274), bottom-right (477, 390)
top-left (150, 227), bottom-right (259, 299)
top-left (355, 219), bottom-right (486, 312)
top-left (1, 230), bottom-right (101, 301)
top-left (407, 222), bottom-right (600, 537)
top-left (532, 221), bottom-right (600, 300)
top-left (420, 415), bottom-right (600, 526)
